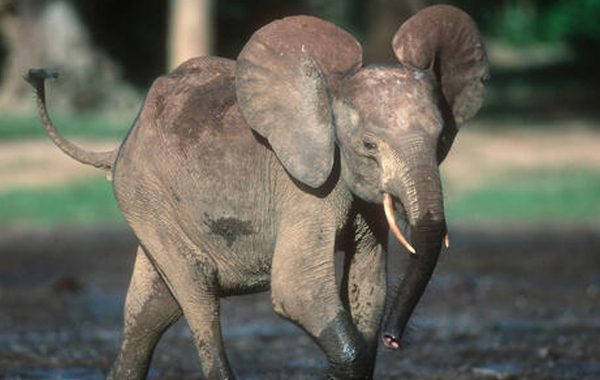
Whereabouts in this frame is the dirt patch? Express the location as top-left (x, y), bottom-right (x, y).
top-left (2, 123), bottom-right (600, 197)
top-left (0, 139), bottom-right (119, 190)
top-left (1, 123), bottom-right (600, 378)
top-left (442, 120), bottom-right (600, 193)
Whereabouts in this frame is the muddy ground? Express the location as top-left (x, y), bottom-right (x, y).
top-left (0, 224), bottom-right (598, 380)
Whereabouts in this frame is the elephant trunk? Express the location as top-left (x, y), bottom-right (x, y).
top-left (381, 157), bottom-right (446, 350)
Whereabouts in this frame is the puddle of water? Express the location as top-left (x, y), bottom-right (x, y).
top-left (1, 368), bottom-right (106, 380)
top-left (494, 318), bottom-right (600, 331)
top-left (472, 363), bottom-right (521, 379)
top-left (224, 322), bottom-right (300, 338)
top-left (0, 368), bottom-right (168, 380)
top-left (472, 362), bottom-right (600, 379)
top-left (550, 362), bottom-right (600, 377)
top-left (0, 328), bottom-right (120, 345)
top-left (285, 357), bottom-right (326, 370)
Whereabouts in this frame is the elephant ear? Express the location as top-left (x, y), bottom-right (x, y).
top-left (236, 16), bottom-right (362, 188)
top-left (392, 5), bottom-right (489, 162)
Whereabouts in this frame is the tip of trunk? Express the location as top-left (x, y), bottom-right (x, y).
top-left (382, 333), bottom-right (401, 350)
top-left (382, 219), bottom-right (446, 351)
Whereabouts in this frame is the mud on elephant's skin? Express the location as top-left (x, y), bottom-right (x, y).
top-left (25, 5), bottom-right (488, 380)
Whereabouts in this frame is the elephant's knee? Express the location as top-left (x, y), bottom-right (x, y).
top-left (270, 278), bottom-right (310, 321)
top-left (270, 282), bottom-right (292, 319)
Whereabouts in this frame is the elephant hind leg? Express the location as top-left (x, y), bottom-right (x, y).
top-left (108, 246), bottom-right (182, 380)
top-left (131, 226), bottom-right (236, 380)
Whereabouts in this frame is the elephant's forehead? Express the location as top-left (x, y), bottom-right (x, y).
top-left (341, 66), bottom-right (442, 132)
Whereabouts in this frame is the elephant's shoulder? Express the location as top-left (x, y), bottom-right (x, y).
top-left (138, 57), bottom-right (247, 147)
top-left (145, 56), bottom-right (236, 120)
top-left (162, 56), bottom-right (235, 88)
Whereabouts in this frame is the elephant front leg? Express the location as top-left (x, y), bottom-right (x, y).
top-left (341, 239), bottom-right (387, 352)
top-left (340, 209), bottom-right (388, 353)
top-left (270, 217), bottom-right (374, 380)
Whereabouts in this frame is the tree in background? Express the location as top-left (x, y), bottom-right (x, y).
top-left (0, 0), bottom-right (216, 113)
top-left (0, 0), bottom-right (138, 115)
top-left (1, 0), bottom-right (597, 117)
top-left (0, 0), bottom-right (48, 112)
top-left (303, 0), bottom-right (430, 64)
top-left (169, 0), bottom-right (214, 70)
top-left (363, 0), bottom-right (430, 64)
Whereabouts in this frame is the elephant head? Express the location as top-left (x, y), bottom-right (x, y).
top-left (236, 5), bottom-right (488, 350)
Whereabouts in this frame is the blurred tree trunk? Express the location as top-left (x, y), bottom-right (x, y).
top-left (364, 0), bottom-right (430, 64)
top-left (169, 0), bottom-right (214, 70)
top-left (0, 0), bottom-right (138, 115)
top-left (0, 0), bottom-right (45, 112)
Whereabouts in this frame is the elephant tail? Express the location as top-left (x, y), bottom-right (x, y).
top-left (24, 69), bottom-right (118, 172)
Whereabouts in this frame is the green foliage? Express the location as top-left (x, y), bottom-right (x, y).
top-left (2, 166), bottom-right (598, 226)
top-left (446, 168), bottom-right (600, 222)
top-left (489, 0), bottom-right (540, 45)
top-left (454, 0), bottom-right (600, 46)
top-left (0, 114), bottom-right (130, 140)
top-left (542, 0), bottom-right (600, 42)
top-left (0, 176), bottom-right (124, 226)
top-left (308, 0), bottom-right (350, 27)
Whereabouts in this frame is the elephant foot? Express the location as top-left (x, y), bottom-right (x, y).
top-left (325, 346), bottom-right (374, 380)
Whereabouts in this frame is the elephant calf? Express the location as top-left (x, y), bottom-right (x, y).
top-left (26, 5), bottom-right (488, 380)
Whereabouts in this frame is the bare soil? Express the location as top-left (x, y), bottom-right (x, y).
top-left (442, 120), bottom-right (600, 194)
top-left (0, 139), bottom-right (117, 191)
top-left (1, 121), bottom-right (599, 378)
top-left (0, 224), bottom-right (598, 380)
top-left (2, 122), bottom-right (600, 193)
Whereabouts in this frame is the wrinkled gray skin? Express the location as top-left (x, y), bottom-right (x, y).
top-left (26, 5), bottom-right (488, 380)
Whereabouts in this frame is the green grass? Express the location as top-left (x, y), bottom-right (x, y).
top-left (445, 168), bottom-right (600, 223)
top-left (0, 114), bottom-right (131, 140)
top-left (0, 167), bottom-right (598, 226)
top-left (0, 176), bottom-right (125, 226)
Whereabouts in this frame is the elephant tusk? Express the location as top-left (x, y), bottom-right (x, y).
top-left (444, 233), bottom-right (449, 249)
top-left (382, 193), bottom-right (417, 255)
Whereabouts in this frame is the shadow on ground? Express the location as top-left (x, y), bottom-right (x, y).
top-left (0, 225), bottom-right (599, 379)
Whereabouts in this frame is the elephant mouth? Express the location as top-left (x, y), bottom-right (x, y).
top-left (382, 193), bottom-right (449, 256)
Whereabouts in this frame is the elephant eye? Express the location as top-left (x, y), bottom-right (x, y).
top-left (362, 140), bottom-right (378, 150)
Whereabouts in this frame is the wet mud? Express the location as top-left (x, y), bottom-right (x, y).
top-left (0, 224), bottom-right (599, 379)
